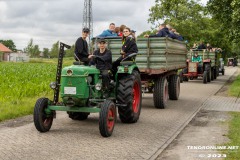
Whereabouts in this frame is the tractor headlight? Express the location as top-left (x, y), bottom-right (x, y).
top-left (50, 82), bottom-right (57, 89)
top-left (95, 83), bottom-right (102, 91)
top-left (67, 69), bottom-right (73, 76)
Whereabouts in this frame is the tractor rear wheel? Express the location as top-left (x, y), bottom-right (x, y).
top-left (34, 98), bottom-right (53, 132)
top-left (168, 74), bottom-right (180, 100)
top-left (99, 100), bottom-right (116, 137)
top-left (117, 70), bottom-right (142, 123)
top-left (203, 71), bottom-right (207, 84)
top-left (67, 112), bottom-right (89, 120)
top-left (153, 76), bottom-right (168, 109)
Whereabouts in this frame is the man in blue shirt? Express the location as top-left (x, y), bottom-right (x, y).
top-left (97, 23), bottom-right (118, 37)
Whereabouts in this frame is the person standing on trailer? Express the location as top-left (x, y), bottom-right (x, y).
top-left (74, 27), bottom-right (93, 65)
top-left (112, 27), bottom-right (138, 74)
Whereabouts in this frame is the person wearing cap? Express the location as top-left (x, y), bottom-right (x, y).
top-left (97, 23), bottom-right (118, 38)
top-left (112, 27), bottom-right (138, 75)
top-left (92, 38), bottom-right (112, 90)
top-left (74, 27), bottom-right (93, 65)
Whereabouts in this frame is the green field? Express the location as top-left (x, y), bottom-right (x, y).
top-left (0, 58), bottom-right (74, 121)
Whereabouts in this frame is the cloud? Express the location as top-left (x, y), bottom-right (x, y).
top-left (0, 0), bottom-right (154, 50)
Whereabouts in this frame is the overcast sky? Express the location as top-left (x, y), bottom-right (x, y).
top-left (0, 0), bottom-right (208, 50)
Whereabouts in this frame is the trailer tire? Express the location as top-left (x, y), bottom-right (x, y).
top-left (117, 70), bottom-right (142, 123)
top-left (179, 71), bottom-right (183, 83)
top-left (67, 112), bottom-right (89, 120)
top-left (168, 74), bottom-right (180, 100)
top-left (222, 69), bottom-right (225, 75)
top-left (153, 76), bottom-right (168, 109)
top-left (211, 68), bottom-right (214, 80)
top-left (34, 98), bottom-right (53, 132)
top-left (99, 100), bottom-right (116, 137)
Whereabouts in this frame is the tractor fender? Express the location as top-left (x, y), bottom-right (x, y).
top-left (203, 59), bottom-right (211, 63)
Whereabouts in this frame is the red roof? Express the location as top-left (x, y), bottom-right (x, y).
top-left (0, 43), bottom-right (12, 53)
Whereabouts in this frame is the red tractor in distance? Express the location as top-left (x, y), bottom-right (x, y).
top-left (181, 50), bottom-right (212, 84)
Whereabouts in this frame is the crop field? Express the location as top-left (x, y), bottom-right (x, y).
top-left (0, 58), bottom-right (74, 121)
top-left (0, 62), bottom-right (55, 121)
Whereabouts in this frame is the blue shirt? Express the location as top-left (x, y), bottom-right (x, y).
top-left (97, 29), bottom-right (117, 37)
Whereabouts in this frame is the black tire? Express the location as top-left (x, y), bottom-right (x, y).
top-left (211, 68), bottom-right (214, 80)
top-left (67, 112), bottom-right (89, 120)
top-left (153, 76), bottom-right (168, 109)
top-left (222, 69), bottom-right (225, 75)
top-left (168, 74), bottom-right (180, 100)
top-left (183, 76), bottom-right (189, 81)
top-left (179, 71), bottom-right (183, 83)
top-left (148, 87), bottom-right (153, 93)
top-left (206, 66), bottom-right (211, 82)
top-left (214, 68), bottom-right (217, 79)
top-left (117, 70), bottom-right (142, 123)
top-left (203, 71), bottom-right (207, 84)
top-left (34, 98), bottom-right (53, 132)
top-left (99, 100), bottom-right (116, 137)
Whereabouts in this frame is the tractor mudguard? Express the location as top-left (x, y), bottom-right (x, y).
top-left (117, 63), bottom-right (139, 74)
top-left (203, 59), bottom-right (211, 63)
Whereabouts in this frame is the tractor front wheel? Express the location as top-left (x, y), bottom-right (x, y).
top-left (34, 98), bottom-right (53, 132)
top-left (99, 100), bottom-right (116, 137)
top-left (117, 70), bottom-right (142, 123)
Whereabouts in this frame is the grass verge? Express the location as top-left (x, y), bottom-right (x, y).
top-left (222, 112), bottom-right (240, 159)
top-left (229, 75), bottom-right (240, 97)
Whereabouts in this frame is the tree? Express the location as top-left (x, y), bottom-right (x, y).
top-left (43, 48), bottom-right (50, 58)
top-left (0, 39), bottom-right (17, 52)
top-left (65, 44), bottom-right (75, 57)
top-left (208, 0), bottom-right (240, 42)
top-left (49, 41), bottom-right (59, 58)
top-left (23, 39), bottom-right (40, 58)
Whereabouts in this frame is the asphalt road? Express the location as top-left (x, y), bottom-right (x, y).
top-left (0, 67), bottom-right (237, 160)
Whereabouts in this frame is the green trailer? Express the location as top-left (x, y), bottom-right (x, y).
top-left (92, 37), bottom-right (187, 109)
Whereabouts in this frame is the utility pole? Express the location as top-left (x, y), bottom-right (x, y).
top-left (82, 0), bottom-right (93, 43)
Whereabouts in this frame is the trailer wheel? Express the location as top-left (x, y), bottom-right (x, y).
top-left (153, 77), bottom-right (168, 109)
top-left (203, 71), bottom-right (207, 84)
top-left (179, 71), bottom-right (183, 83)
top-left (211, 68), bottom-right (214, 80)
top-left (67, 112), bottom-right (89, 120)
top-left (222, 69), bottom-right (225, 75)
top-left (117, 70), bottom-right (142, 123)
top-left (168, 74), bottom-right (180, 100)
top-left (34, 98), bottom-right (53, 132)
top-left (99, 100), bottom-right (116, 137)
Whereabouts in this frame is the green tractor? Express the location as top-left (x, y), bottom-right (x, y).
top-left (33, 42), bottom-right (142, 137)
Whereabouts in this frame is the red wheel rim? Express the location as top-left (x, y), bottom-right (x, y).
top-left (107, 106), bottom-right (115, 132)
top-left (164, 80), bottom-right (168, 103)
top-left (132, 81), bottom-right (140, 113)
top-left (43, 116), bottom-right (52, 127)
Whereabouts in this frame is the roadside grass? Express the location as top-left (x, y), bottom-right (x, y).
top-left (222, 112), bottom-right (240, 160)
top-left (229, 75), bottom-right (240, 97)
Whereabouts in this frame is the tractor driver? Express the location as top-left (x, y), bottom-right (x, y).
top-left (192, 52), bottom-right (203, 73)
top-left (91, 38), bottom-right (112, 91)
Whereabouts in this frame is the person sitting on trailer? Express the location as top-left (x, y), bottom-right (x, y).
top-left (97, 23), bottom-right (118, 38)
top-left (112, 27), bottom-right (138, 75)
top-left (74, 27), bottom-right (92, 65)
top-left (144, 24), bottom-right (169, 38)
top-left (192, 52), bottom-right (203, 73)
top-left (91, 38), bottom-right (112, 90)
